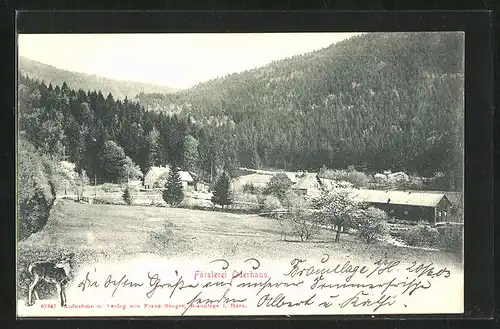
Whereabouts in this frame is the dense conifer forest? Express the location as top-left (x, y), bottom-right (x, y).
top-left (18, 32), bottom-right (464, 191)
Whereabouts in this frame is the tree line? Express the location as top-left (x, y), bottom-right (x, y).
top-left (20, 32), bottom-right (464, 191)
top-left (136, 32), bottom-right (464, 191)
top-left (18, 75), bottom-right (239, 184)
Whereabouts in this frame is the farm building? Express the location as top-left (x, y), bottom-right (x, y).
top-left (292, 173), bottom-right (323, 196)
top-left (143, 166), bottom-right (195, 189)
top-left (350, 189), bottom-right (452, 225)
top-left (283, 172), bottom-right (298, 184)
top-left (413, 190), bottom-right (463, 221)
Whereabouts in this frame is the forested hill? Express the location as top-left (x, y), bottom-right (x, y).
top-left (18, 57), bottom-right (178, 100)
top-left (135, 32), bottom-right (464, 188)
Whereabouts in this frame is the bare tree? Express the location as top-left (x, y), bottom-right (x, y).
top-left (288, 209), bottom-right (321, 242)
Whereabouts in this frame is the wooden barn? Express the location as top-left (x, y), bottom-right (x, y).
top-left (351, 189), bottom-right (453, 225)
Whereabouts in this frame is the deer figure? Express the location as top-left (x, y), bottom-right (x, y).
top-left (27, 253), bottom-right (75, 307)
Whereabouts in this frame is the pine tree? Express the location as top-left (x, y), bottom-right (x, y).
top-left (146, 128), bottom-right (160, 169)
top-left (250, 146), bottom-right (261, 169)
top-left (184, 134), bottom-right (200, 172)
top-left (211, 171), bottom-right (233, 210)
top-left (99, 140), bottom-right (127, 183)
top-left (163, 165), bottom-right (184, 207)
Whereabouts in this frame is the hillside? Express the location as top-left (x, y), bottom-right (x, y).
top-left (18, 56), bottom-right (177, 100)
top-left (135, 32), bottom-right (464, 188)
top-left (17, 32), bottom-right (464, 192)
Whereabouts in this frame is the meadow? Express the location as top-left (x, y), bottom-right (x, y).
top-left (18, 199), bottom-right (463, 302)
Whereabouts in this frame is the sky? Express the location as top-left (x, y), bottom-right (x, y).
top-left (18, 33), bottom-right (360, 89)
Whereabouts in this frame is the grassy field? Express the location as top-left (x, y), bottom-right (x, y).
top-left (17, 200), bottom-right (462, 301)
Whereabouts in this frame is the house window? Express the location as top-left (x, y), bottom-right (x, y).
top-left (404, 210), bottom-right (408, 215)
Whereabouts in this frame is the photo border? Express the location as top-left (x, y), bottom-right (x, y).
top-left (2, 9), bottom-right (495, 328)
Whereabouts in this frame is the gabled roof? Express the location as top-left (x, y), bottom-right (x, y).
top-left (144, 166), bottom-right (169, 184)
top-left (350, 189), bottom-right (450, 208)
top-left (406, 190), bottom-right (462, 207)
top-left (284, 172), bottom-right (298, 183)
top-left (179, 171), bottom-right (194, 182)
top-left (144, 166), bottom-right (194, 184)
top-left (292, 173), bottom-right (321, 191)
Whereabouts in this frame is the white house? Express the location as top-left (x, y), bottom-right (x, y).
top-left (143, 166), bottom-right (195, 189)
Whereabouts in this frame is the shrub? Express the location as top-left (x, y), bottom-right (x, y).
top-left (260, 195), bottom-right (282, 212)
top-left (427, 171), bottom-right (449, 190)
top-left (371, 171), bottom-right (426, 190)
top-left (179, 197), bottom-right (196, 209)
top-left (93, 195), bottom-right (125, 205)
top-left (243, 182), bottom-right (258, 194)
top-left (403, 175), bottom-right (425, 190)
top-left (18, 138), bottom-right (56, 240)
top-left (439, 226), bottom-right (463, 256)
top-left (346, 170), bottom-right (369, 188)
top-left (355, 207), bottom-right (390, 244)
top-left (319, 166), bottom-right (369, 188)
top-left (149, 221), bottom-right (175, 250)
top-left (183, 185), bottom-right (196, 195)
top-left (122, 185), bottom-right (135, 206)
top-left (401, 223), bottom-right (440, 248)
top-left (101, 183), bottom-right (121, 193)
top-left (235, 192), bottom-right (259, 204)
top-left (264, 173), bottom-right (293, 199)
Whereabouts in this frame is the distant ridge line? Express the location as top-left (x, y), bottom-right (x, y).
top-left (18, 56), bottom-right (178, 100)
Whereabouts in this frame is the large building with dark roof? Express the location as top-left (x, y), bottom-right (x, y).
top-left (350, 189), bottom-right (453, 224)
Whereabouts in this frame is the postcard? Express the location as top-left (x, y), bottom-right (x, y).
top-left (16, 32), bottom-right (464, 317)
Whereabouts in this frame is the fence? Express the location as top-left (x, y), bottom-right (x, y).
top-left (70, 188), bottom-right (263, 211)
